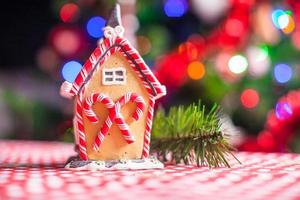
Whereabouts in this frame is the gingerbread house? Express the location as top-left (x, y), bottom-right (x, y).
top-left (60, 4), bottom-right (166, 162)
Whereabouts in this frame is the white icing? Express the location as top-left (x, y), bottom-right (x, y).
top-left (65, 157), bottom-right (164, 171)
top-left (102, 67), bottom-right (126, 85)
top-left (103, 25), bottom-right (125, 39)
top-left (60, 81), bottom-right (74, 99)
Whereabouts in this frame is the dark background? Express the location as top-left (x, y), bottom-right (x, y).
top-left (0, 1), bottom-right (56, 67)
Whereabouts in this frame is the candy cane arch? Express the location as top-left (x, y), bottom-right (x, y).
top-left (83, 92), bottom-right (145, 151)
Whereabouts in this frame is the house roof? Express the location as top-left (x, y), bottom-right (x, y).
top-left (67, 36), bottom-right (166, 99)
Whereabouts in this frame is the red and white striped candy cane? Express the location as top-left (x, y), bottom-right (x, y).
top-left (117, 93), bottom-right (145, 121)
top-left (83, 93), bottom-right (114, 123)
top-left (83, 93), bottom-right (114, 150)
top-left (83, 92), bottom-right (145, 151)
top-left (113, 93), bottom-right (146, 147)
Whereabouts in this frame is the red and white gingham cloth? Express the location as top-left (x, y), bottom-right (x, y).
top-left (0, 140), bottom-right (300, 200)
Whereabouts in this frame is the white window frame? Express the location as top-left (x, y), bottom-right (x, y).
top-left (102, 67), bottom-right (126, 85)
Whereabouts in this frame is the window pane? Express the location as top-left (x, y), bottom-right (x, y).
top-left (105, 78), bottom-right (113, 82)
top-left (115, 70), bottom-right (124, 76)
top-left (115, 78), bottom-right (124, 81)
top-left (105, 71), bottom-right (113, 75)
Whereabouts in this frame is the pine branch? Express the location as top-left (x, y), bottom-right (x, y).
top-left (151, 101), bottom-right (240, 168)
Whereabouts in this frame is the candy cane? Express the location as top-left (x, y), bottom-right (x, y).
top-left (117, 93), bottom-right (145, 121)
top-left (83, 92), bottom-right (145, 151)
top-left (83, 93), bottom-right (115, 150)
top-left (75, 91), bottom-right (88, 160)
top-left (83, 93), bottom-right (114, 123)
top-left (113, 93), bottom-right (145, 147)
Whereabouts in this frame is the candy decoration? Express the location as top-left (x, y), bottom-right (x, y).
top-left (142, 97), bottom-right (154, 158)
top-left (83, 92), bottom-right (146, 151)
top-left (75, 90), bottom-right (88, 160)
top-left (68, 37), bottom-right (166, 99)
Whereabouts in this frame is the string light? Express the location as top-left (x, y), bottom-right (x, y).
top-left (62, 61), bottom-right (82, 83)
top-left (240, 89), bottom-right (260, 109)
top-left (86, 16), bottom-right (106, 38)
top-left (273, 63), bottom-right (293, 84)
top-left (275, 102), bottom-right (292, 120)
top-left (228, 54), bottom-right (248, 74)
top-left (187, 61), bottom-right (205, 80)
top-left (164, 0), bottom-right (188, 18)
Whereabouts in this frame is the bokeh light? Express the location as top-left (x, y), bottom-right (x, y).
top-left (272, 9), bottom-right (295, 34)
top-left (282, 15), bottom-right (295, 34)
top-left (277, 13), bottom-right (289, 29)
top-left (292, 31), bottom-right (300, 50)
top-left (178, 42), bottom-right (199, 60)
top-left (164, 0), bottom-right (188, 18)
top-left (187, 61), bottom-right (205, 80)
top-left (86, 16), bottom-right (106, 38)
top-left (191, 0), bottom-right (229, 23)
top-left (52, 29), bottom-right (81, 56)
top-left (272, 9), bottom-right (286, 29)
top-left (228, 54), bottom-right (248, 74)
top-left (225, 18), bottom-right (244, 37)
top-left (123, 14), bottom-right (140, 32)
top-left (215, 52), bottom-right (242, 83)
top-left (246, 46), bottom-right (270, 78)
top-left (36, 46), bottom-right (59, 73)
top-left (275, 102), bottom-right (293, 120)
top-left (60, 3), bottom-right (80, 23)
top-left (137, 36), bottom-right (152, 55)
top-left (240, 89), bottom-right (260, 109)
top-left (273, 63), bottom-right (293, 84)
top-left (62, 61), bottom-right (83, 83)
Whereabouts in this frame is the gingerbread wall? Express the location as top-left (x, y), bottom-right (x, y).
top-left (80, 52), bottom-right (150, 160)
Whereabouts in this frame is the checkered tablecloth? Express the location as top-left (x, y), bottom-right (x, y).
top-left (0, 140), bottom-right (300, 200)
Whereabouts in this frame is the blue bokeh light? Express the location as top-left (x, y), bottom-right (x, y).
top-left (164, 0), bottom-right (188, 18)
top-left (273, 63), bottom-right (293, 84)
top-left (86, 16), bottom-right (106, 38)
top-left (272, 9), bottom-right (286, 29)
top-left (62, 61), bottom-right (82, 83)
top-left (275, 102), bottom-right (293, 120)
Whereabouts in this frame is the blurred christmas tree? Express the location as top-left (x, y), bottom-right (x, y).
top-left (27, 0), bottom-right (300, 151)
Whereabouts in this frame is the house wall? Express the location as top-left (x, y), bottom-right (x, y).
top-left (81, 52), bottom-right (150, 160)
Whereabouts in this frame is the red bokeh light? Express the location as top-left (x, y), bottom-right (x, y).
top-left (240, 89), bottom-right (260, 109)
top-left (60, 3), bottom-right (80, 23)
top-left (53, 30), bottom-right (80, 56)
top-left (49, 26), bottom-right (86, 57)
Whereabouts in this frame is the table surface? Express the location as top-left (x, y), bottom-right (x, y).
top-left (0, 140), bottom-right (300, 200)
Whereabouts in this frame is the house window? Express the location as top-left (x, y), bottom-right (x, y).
top-left (102, 68), bottom-right (126, 85)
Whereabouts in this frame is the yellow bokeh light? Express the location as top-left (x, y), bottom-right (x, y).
top-left (178, 42), bottom-right (199, 60)
top-left (282, 15), bottom-right (295, 34)
top-left (187, 61), bottom-right (205, 80)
